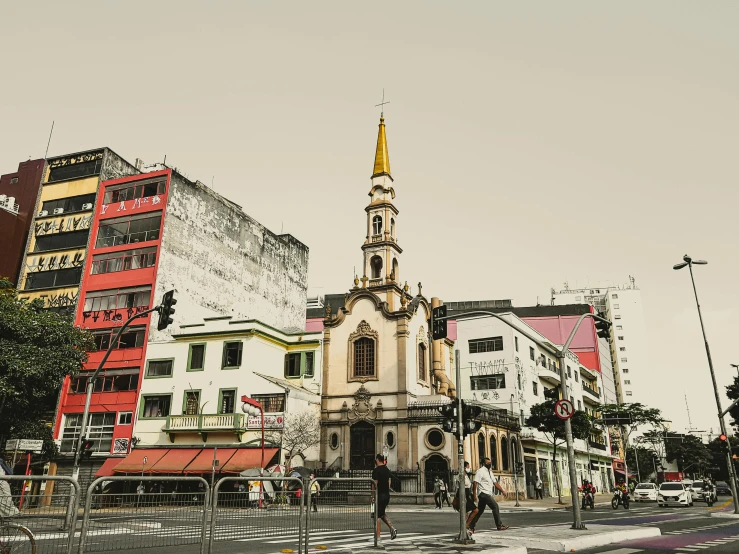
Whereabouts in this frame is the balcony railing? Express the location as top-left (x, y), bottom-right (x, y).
top-left (407, 401), bottom-right (521, 432)
top-left (582, 384), bottom-right (600, 398)
top-left (163, 413), bottom-right (246, 442)
top-left (588, 437), bottom-right (607, 451)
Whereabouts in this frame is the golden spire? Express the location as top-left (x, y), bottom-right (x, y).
top-left (372, 116), bottom-right (391, 179)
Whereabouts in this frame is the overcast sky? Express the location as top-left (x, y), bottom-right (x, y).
top-left (2, 1), bottom-right (738, 435)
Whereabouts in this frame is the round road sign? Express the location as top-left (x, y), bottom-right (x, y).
top-left (554, 399), bottom-right (575, 421)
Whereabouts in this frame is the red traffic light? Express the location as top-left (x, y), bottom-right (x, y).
top-left (720, 434), bottom-right (728, 441)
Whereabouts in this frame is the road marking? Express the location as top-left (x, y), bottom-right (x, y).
top-left (236, 530), bottom-right (361, 543)
top-left (598, 549), bottom-right (643, 554)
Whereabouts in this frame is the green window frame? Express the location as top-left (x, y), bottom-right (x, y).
top-left (187, 343), bottom-right (206, 372)
top-left (139, 393), bottom-right (173, 419)
top-left (182, 389), bottom-right (201, 415)
top-left (218, 388), bottom-right (238, 414)
top-left (222, 341), bottom-right (243, 369)
top-left (283, 351), bottom-right (316, 379)
top-left (145, 358), bottom-right (174, 379)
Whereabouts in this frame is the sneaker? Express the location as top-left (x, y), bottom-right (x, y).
top-left (391, 528), bottom-right (398, 540)
top-left (497, 525), bottom-right (510, 531)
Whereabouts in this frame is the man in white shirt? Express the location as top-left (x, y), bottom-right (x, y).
top-left (469, 457), bottom-right (509, 532)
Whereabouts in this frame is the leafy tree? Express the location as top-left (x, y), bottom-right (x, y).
top-left (626, 446), bottom-right (659, 482)
top-left (525, 400), bottom-right (591, 503)
top-left (266, 410), bottom-right (322, 467)
top-left (725, 376), bottom-right (739, 429)
top-left (707, 435), bottom-right (739, 482)
top-left (665, 434), bottom-right (712, 477)
top-left (0, 279), bottom-right (94, 460)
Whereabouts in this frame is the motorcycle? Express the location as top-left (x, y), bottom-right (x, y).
top-left (611, 488), bottom-right (630, 510)
top-left (580, 488), bottom-right (595, 509)
top-left (700, 486), bottom-right (716, 507)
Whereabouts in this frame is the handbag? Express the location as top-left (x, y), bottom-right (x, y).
top-left (452, 494), bottom-right (460, 512)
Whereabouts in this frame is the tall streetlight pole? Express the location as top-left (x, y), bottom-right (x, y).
top-left (674, 254), bottom-right (739, 514)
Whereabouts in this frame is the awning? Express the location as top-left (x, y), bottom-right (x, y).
top-left (148, 449), bottom-right (202, 474)
top-left (113, 449), bottom-right (169, 473)
top-left (94, 457), bottom-right (123, 477)
top-left (221, 448), bottom-right (279, 473)
top-left (184, 448), bottom-right (238, 474)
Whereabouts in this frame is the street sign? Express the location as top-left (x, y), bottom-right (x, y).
top-left (142, 456), bottom-right (148, 465)
top-left (247, 414), bottom-right (285, 429)
top-left (554, 399), bottom-right (575, 421)
top-left (5, 439), bottom-right (43, 453)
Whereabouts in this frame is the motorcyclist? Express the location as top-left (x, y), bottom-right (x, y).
top-left (581, 480), bottom-right (596, 508)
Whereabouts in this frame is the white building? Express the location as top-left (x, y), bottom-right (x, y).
top-left (118, 317), bottom-right (322, 476)
top-left (455, 313), bottom-right (616, 498)
top-left (552, 279), bottom-right (650, 407)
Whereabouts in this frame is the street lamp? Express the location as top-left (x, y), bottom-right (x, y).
top-left (241, 395), bottom-right (266, 508)
top-left (674, 254), bottom-right (739, 514)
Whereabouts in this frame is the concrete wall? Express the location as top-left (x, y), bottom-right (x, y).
top-left (151, 173), bottom-right (309, 339)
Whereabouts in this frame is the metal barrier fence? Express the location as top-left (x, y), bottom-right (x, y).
top-left (0, 475), bottom-right (81, 554)
top-left (77, 475), bottom-right (209, 554)
top-left (305, 478), bottom-right (377, 554)
top-left (207, 476), bottom-right (303, 554)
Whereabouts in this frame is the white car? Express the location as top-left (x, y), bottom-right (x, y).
top-left (658, 482), bottom-right (693, 507)
top-left (633, 482), bottom-right (658, 502)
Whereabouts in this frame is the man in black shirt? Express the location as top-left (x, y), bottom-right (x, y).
top-left (371, 454), bottom-right (397, 542)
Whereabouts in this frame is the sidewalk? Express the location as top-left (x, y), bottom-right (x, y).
top-left (329, 536), bottom-right (526, 554)
top-left (391, 495), bottom-right (609, 513)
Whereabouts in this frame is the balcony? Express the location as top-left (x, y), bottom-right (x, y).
top-left (163, 413), bottom-right (247, 442)
top-left (588, 437), bottom-right (607, 451)
top-left (582, 383), bottom-right (601, 404)
top-left (537, 364), bottom-right (561, 385)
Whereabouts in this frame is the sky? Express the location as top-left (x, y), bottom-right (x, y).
top-left (2, 1), bottom-right (738, 435)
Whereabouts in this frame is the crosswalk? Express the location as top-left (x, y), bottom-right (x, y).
top-left (674, 534), bottom-right (739, 551)
top-left (664, 521), bottom-right (739, 535)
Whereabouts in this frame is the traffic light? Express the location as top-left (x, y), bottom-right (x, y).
top-left (544, 386), bottom-right (560, 401)
top-left (81, 440), bottom-right (95, 460)
top-left (438, 401), bottom-right (458, 434)
top-left (719, 434), bottom-right (730, 453)
top-left (157, 290), bottom-right (177, 331)
top-left (432, 305), bottom-right (447, 340)
top-left (594, 313), bottom-right (612, 340)
top-left (462, 402), bottom-right (482, 437)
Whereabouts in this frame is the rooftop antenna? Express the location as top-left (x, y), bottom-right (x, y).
top-left (163, 155), bottom-right (167, 166)
top-left (44, 121), bottom-right (55, 158)
top-left (685, 392), bottom-right (694, 430)
top-left (375, 89), bottom-right (390, 117)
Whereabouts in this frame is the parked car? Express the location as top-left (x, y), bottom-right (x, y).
top-left (633, 483), bottom-right (658, 502)
top-left (658, 482), bottom-right (693, 508)
top-left (715, 481), bottom-right (732, 496)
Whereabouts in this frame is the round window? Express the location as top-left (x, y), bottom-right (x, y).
top-left (386, 431), bottom-right (395, 449)
top-left (426, 429), bottom-right (444, 449)
top-left (330, 432), bottom-right (339, 450)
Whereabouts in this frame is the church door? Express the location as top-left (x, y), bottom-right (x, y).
top-left (424, 454), bottom-right (449, 493)
top-left (350, 422), bottom-right (376, 470)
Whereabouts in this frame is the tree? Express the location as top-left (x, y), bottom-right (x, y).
top-left (266, 410), bottom-right (321, 467)
top-left (665, 434), bottom-right (712, 477)
top-left (0, 279), bottom-right (94, 460)
top-left (708, 435), bottom-right (739, 482)
top-left (725, 376), bottom-right (739, 429)
top-left (525, 401), bottom-right (591, 504)
top-left (626, 446), bottom-right (659, 482)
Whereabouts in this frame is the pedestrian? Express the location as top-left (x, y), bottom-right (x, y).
top-left (535, 474), bottom-right (544, 500)
top-left (441, 479), bottom-right (451, 507)
top-left (469, 457), bottom-right (509, 534)
top-left (433, 477), bottom-right (442, 509)
top-left (372, 454), bottom-right (397, 543)
top-left (462, 462), bottom-right (479, 535)
top-left (136, 482), bottom-right (144, 508)
top-left (310, 473), bottom-right (320, 512)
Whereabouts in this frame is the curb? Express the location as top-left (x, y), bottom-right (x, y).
top-left (710, 512), bottom-right (739, 519)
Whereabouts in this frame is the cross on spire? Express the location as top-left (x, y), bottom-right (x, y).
top-left (375, 89), bottom-right (389, 117)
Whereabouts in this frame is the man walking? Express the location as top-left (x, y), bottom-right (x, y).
top-left (372, 454), bottom-right (397, 542)
top-left (469, 457), bottom-right (509, 533)
top-left (463, 462), bottom-right (479, 534)
top-left (310, 473), bottom-right (320, 512)
top-left (433, 477), bottom-right (442, 509)
top-left (535, 474), bottom-right (544, 500)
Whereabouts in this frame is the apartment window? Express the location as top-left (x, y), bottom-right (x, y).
top-left (304, 351), bottom-right (315, 378)
top-left (514, 337), bottom-right (519, 352)
top-left (577, 400), bottom-right (582, 411)
top-left (614, 315), bottom-right (621, 319)
top-left (141, 395), bottom-right (171, 418)
top-left (625, 391), bottom-right (633, 397)
top-left (252, 394), bottom-right (286, 413)
top-left (567, 365), bottom-right (572, 378)
top-left (188, 344), bottom-right (206, 371)
top-left (470, 375), bottom-right (506, 390)
top-left (574, 370), bottom-right (579, 382)
top-left (103, 179), bottom-right (166, 204)
top-left (621, 358), bottom-right (627, 363)
top-left (183, 390), bottom-right (200, 415)
top-left (623, 368), bottom-right (629, 373)
top-left (23, 267), bottom-right (82, 290)
top-left (619, 347), bottom-right (626, 352)
top-left (48, 157), bottom-right (103, 182)
top-left (33, 230), bottom-right (89, 252)
top-left (372, 215), bottom-right (382, 235)
top-left (624, 380), bottom-right (631, 385)
top-left (613, 304), bottom-right (620, 309)
top-left (353, 337), bottom-right (375, 378)
top-left (222, 342), bottom-right (243, 368)
top-left (69, 368), bottom-right (139, 393)
top-left (95, 212), bottom-right (162, 248)
top-left (92, 327), bottom-right (146, 351)
top-left (146, 359), bottom-right (173, 378)
top-left (118, 412), bottom-right (133, 425)
top-left (418, 344), bottom-right (427, 381)
top-left (469, 336), bottom-right (503, 354)
top-left (612, 294), bottom-right (618, 299)
top-left (533, 382), bottom-right (538, 396)
top-left (284, 353), bottom-right (301, 378)
top-left (529, 347), bottom-right (535, 361)
top-left (60, 412), bottom-right (115, 453)
top-left (618, 336), bottom-right (624, 341)
top-left (91, 247), bottom-right (157, 275)
top-left (219, 390), bottom-right (236, 414)
top-left (83, 286), bottom-right (151, 312)
top-left (616, 325), bottom-right (623, 331)
top-left (41, 193), bottom-right (96, 215)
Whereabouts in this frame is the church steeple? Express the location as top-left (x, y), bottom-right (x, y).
top-left (372, 116), bottom-right (392, 180)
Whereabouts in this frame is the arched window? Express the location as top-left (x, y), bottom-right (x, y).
top-left (370, 255), bottom-right (383, 279)
top-left (392, 258), bottom-right (399, 281)
top-left (372, 215), bottom-right (382, 235)
top-left (477, 433), bottom-right (486, 467)
top-left (390, 218), bottom-right (396, 237)
top-left (489, 434), bottom-right (498, 470)
top-left (501, 435), bottom-right (509, 471)
top-left (353, 337), bottom-right (376, 377)
top-left (418, 343), bottom-right (427, 381)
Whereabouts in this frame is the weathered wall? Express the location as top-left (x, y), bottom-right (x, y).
top-left (151, 173), bottom-right (309, 337)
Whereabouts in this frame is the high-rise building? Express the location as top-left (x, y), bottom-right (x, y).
top-left (551, 278), bottom-right (649, 406)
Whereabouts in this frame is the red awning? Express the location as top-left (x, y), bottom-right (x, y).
top-left (94, 457), bottom-right (123, 477)
top-left (148, 449), bottom-right (202, 474)
top-left (113, 449), bottom-right (169, 473)
top-left (220, 448), bottom-right (279, 473)
top-left (184, 449), bottom-right (238, 474)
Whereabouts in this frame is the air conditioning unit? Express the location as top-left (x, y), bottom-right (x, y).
top-left (53, 208), bottom-right (64, 214)
top-left (81, 203), bottom-right (93, 210)
top-left (38, 210), bottom-right (49, 217)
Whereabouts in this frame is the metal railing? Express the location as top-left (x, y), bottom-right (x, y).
top-left (0, 475), bottom-right (81, 554)
top-left (582, 384), bottom-right (600, 398)
top-left (207, 475), bottom-right (303, 554)
top-left (305, 477), bottom-right (376, 554)
top-left (77, 475), bottom-right (209, 554)
top-left (164, 413), bottom-right (246, 432)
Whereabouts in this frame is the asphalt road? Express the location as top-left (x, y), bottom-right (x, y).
top-left (19, 498), bottom-right (739, 554)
